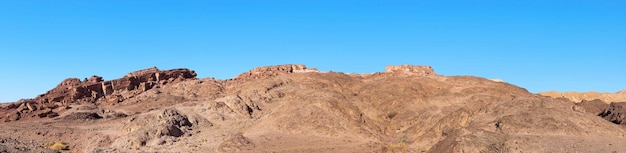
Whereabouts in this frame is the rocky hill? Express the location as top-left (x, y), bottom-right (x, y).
top-left (539, 90), bottom-right (626, 103)
top-left (1, 64), bottom-right (625, 153)
top-left (0, 67), bottom-right (197, 122)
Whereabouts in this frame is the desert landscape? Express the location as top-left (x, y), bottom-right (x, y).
top-left (1, 64), bottom-right (625, 153)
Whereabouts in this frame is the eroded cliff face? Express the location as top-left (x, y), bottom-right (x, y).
top-left (1, 67), bottom-right (196, 122)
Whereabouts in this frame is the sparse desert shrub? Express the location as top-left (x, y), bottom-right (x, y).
top-left (389, 141), bottom-right (407, 150)
top-left (44, 141), bottom-right (69, 150)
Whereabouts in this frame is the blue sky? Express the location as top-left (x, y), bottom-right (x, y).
top-left (1, 1), bottom-right (625, 102)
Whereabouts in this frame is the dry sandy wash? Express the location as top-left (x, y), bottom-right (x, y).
top-left (1, 64), bottom-right (626, 153)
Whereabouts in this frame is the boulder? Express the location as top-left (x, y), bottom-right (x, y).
top-left (62, 112), bottom-right (103, 120)
top-left (4, 111), bottom-right (20, 122)
top-left (37, 110), bottom-right (59, 118)
top-left (111, 109), bottom-right (199, 148)
top-left (26, 103), bottom-right (36, 111)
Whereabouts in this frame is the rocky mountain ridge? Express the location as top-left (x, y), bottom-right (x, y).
top-left (1, 64), bottom-right (625, 153)
top-left (539, 90), bottom-right (626, 103)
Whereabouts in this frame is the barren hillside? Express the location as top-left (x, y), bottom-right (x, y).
top-left (539, 90), bottom-right (626, 103)
top-left (1, 64), bottom-right (625, 153)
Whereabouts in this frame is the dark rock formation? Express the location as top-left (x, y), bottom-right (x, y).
top-left (62, 112), bottom-right (103, 120)
top-left (37, 110), bottom-right (59, 118)
top-left (599, 102), bottom-right (626, 124)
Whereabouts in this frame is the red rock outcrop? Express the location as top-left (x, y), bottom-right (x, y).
top-left (2, 67), bottom-right (196, 122)
top-left (233, 64), bottom-right (319, 81)
top-left (384, 64), bottom-right (436, 76)
top-left (35, 67), bottom-right (195, 105)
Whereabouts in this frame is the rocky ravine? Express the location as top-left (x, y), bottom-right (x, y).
top-left (1, 64), bottom-right (626, 153)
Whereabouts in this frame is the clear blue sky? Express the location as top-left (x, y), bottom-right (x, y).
top-left (1, 1), bottom-right (625, 102)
